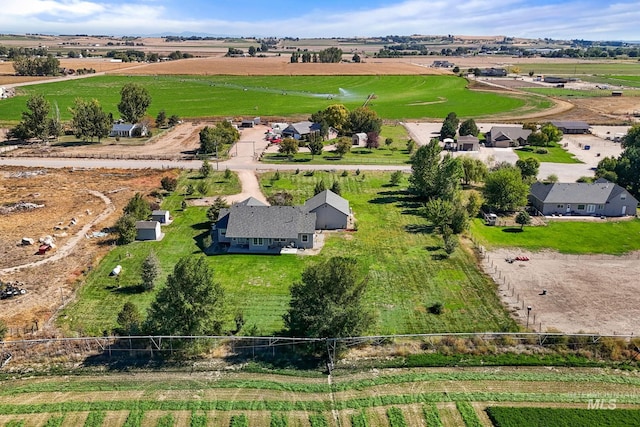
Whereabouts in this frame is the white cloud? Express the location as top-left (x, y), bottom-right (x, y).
top-left (0, 0), bottom-right (638, 41)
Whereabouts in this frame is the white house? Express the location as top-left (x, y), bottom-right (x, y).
top-left (110, 123), bottom-right (148, 138)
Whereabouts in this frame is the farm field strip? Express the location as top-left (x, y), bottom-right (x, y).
top-left (0, 74), bottom-right (538, 123)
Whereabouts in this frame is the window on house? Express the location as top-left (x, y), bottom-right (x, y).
top-left (557, 204), bottom-right (564, 209)
top-left (577, 204), bottom-right (585, 210)
top-left (597, 204), bottom-right (604, 210)
top-left (301, 235), bottom-right (308, 242)
top-left (587, 204), bottom-right (595, 213)
top-left (253, 238), bottom-right (263, 246)
top-left (621, 193), bottom-right (627, 200)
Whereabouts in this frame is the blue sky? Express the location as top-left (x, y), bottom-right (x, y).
top-left (2, 0), bottom-right (638, 41)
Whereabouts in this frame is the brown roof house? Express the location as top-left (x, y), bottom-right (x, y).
top-left (529, 179), bottom-right (638, 217)
top-left (484, 126), bottom-right (532, 148)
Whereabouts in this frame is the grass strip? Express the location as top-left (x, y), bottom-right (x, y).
top-left (157, 413), bottom-right (175, 427)
top-left (270, 412), bottom-right (288, 427)
top-left (486, 406), bottom-right (640, 427)
top-left (456, 402), bottom-right (482, 427)
top-left (5, 421), bottom-right (25, 427)
top-left (229, 414), bottom-right (248, 427)
top-left (308, 414), bottom-right (329, 427)
top-left (387, 407), bottom-right (408, 427)
top-left (83, 411), bottom-right (106, 427)
top-left (123, 410), bottom-right (144, 427)
top-left (423, 403), bottom-right (443, 427)
top-left (43, 415), bottom-right (65, 427)
top-left (189, 411), bottom-right (207, 427)
top-left (350, 411), bottom-right (369, 427)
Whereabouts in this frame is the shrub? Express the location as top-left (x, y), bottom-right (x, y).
top-left (535, 148), bottom-right (548, 154)
top-left (160, 176), bottom-right (178, 192)
top-left (429, 302), bottom-right (444, 315)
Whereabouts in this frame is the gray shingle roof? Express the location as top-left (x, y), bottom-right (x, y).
top-left (111, 123), bottom-right (137, 132)
top-left (236, 197), bottom-right (267, 207)
top-left (530, 180), bottom-right (631, 204)
top-left (550, 121), bottom-right (590, 131)
top-left (283, 121), bottom-right (321, 136)
top-left (486, 127), bottom-right (531, 142)
top-left (135, 220), bottom-right (159, 229)
top-left (304, 190), bottom-right (350, 216)
top-left (223, 206), bottom-right (316, 239)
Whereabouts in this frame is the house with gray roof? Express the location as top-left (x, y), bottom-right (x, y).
top-left (282, 121), bottom-right (322, 140)
top-left (484, 126), bottom-right (532, 148)
top-left (214, 204), bottom-right (316, 253)
top-left (135, 221), bottom-right (163, 241)
top-left (529, 179), bottom-right (638, 217)
top-left (304, 190), bottom-right (351, 229)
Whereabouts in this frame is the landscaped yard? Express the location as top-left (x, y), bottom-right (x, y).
top-left (470, 218), bottom-right (640, 254)
top-left (514, 142), bottom-right (582, 164)
top-left (59, 170), bottom-right (516, 336)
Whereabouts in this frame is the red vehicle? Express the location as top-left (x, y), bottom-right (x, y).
top-left (270, 136), bottom-right (282, 143)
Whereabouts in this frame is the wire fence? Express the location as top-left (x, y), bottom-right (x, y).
top-left (1, 332), bottom-right (638, 370)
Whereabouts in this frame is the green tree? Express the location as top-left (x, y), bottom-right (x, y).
top-left (434, 154), bottom-right (463, 201)
top-left (200, 158), bottom-right (212, 178)
top-left (483, 166), bottom-right (529, 212)
top-left (330, 180), bottom-right (342, 195)
top-left (145, 257), bottom-right (225, 336)
top-left (118, 83), bottom-right (151, 124)
top-left (461, 156), bottom-right (488, 185)
top-left (248, 46), bottom-right (257, 57)
top-left (541, 123), bottom-right (563, 145)
top-left (516, 210), bottom-right (532, 230)
top-left (115, 214), bottom-right (137, 245)
top-left (197, 181), bottom-right (210, 197)
top-left (168, 114), bottom-right (181, 127)
top-left (390, 170), bottom-right (403, 186)
top-left (318, 47), bottom-right (343, 63)
top-left (466, 190), bottom-right (484, 217)
top-left (14, 94), bottom-right (51, 142)
top-left (516, 157), bottom-right (540, 182)
top-left (284, 257), bottom-right (372, 346)
top-left (117, 302), bottom-right (141, 335)
top-left (334, 137), bottom-right (352, 157)
top-left (161, 176), bottom-right (178, 192)
top-left (267, 191), bottom-right (294, 206)
top-left (527, 131), bottom-right (549, 147)
top-left (279, 137), bottom-right (299, 158)
top-left (141, 252), bottom-right (160, 291)
top-left (409, 139), bottom-right (442, 199)
top-left (308, 139), bottom-right (324, 156)
top-left (70, 98), bottom-right (111, 142)
top-left (207, 196), bottom-right (230, 223)
top-left (156, 110), bottom-right (167, 128)
top-left (314, 180), bottom-right (326, 195)
top-left (459, 118), bottom-right (479, 136)
top-left (348, 107), bottom-right (382, 135)
top-left (310, 104), bottom-right (350, 135)
top-left (440, 112), bottom-right (459, 140)
top-left (124, 193), bottom-right (151, 220)
top-left (199, 126), bottom-right (218, 154)
top-left (423, 198), bottom-right (455, 232)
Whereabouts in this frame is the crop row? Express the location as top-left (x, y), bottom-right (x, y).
top-left (486, 406), bottom-right (640, 427)
top-left (456, 402), bottom-right (482, 427)
top-left (4, 368), bottom-right (640, 398)
top-left (2, 391), bottom-right (640, 416)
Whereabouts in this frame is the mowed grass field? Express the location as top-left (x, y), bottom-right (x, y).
top-left (470, 218), bottom-right (640, 254)
top-left (0, 74), bottom-right (540, 124)
top-left (514, 142), bottom-right (582, 164)
top-left (59, 171), bottom-right (516, 336)
top-left (1, 367), bottom-right (640, 427)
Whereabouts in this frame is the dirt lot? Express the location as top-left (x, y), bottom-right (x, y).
top-left (0, 166), bottom-right (175, 334)
top-left (485, 247), bottom-right (640, 335)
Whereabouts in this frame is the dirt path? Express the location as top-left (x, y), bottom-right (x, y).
top-left (0, 190), bottom-right (114, 276)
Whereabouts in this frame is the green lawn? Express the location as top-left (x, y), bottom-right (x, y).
top-left (263, 124), bottom-right (413, 165)
top-left (485, 407), bottom-right (640, 427)
top-left (470, 218), bottom-right (640, 254)
top-left (59, 170), bottom-right (516, 336)
top-left (514, 143), bottom-right (582, 164)
top-left (0, 74), bottom-right (541, 124)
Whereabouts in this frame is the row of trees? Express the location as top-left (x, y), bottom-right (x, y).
top-left (13, 55), bottom-right (60, 76)
top-left (310, 104), bottom-right (382, 136)
top-left (439, 112), bottom-right (478, 140)
top-left (596, 124), bottom-right (640, 198)
top-left (9, 83), bottom-right (154, 143)
top-left (199, 121), bottom-right (241, 155)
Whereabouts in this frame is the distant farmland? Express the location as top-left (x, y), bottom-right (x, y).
top-left (0, 74), bottom-right (546, 123)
